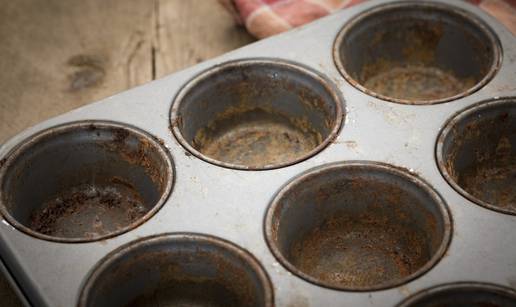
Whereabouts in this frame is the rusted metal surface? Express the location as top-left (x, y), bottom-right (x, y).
top-left (333, 1), bottom-right (501, 104)
top-left (0, 0), bottom-right (514, 306)
top-left (363, 66), bottom-right (474, 102)
top-left (264, 161), bottom-right (452, 291)
top-left (397, 282), bottom-right (516, 306)
top-left (170, 59), bottom-right (344, 170)
top-left (194, 108), bottom-right (322, 168)
top-left (437, 98), bottom-right (516, 215)
top-left (29, 180), bottom-right (146, 238)
top-left (78, 233), bottom-right (274, 307)
top-left (290, 214), bottom-right (430, 289)
top-left (103, 127), bottom-right (168, 190)
top-left (0, 121), bottom-right (174, 242)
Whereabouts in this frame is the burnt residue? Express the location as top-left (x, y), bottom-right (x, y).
top-left (398, 282), bottom-right (516, 307)
top-left (79, 235), bottom-right (273, 307)
top-left (358, 21), bottom-right (473, 102)
top-left (101, 130), bottom-right (166, 193)
top-left (0, 121), bottom-right (173, 242)
top-left (266, 162), bottom-right (451, 290)
top-left (290, 213), bottom-right (429, 289)
top-left (112, 127), bottom-right (130, 144)
top-left (170, 59), bottom-right (343, 170)
top-left (122, 251), bottom-right (257, 307)
top-left (439, 101), bottom-right (515, 213)
top-left (357, 21), bottom-right (485, 102)
top-left (83, 123), bottom-right (170, 201)
top-left (459, 147), bottom-right (515, 210)
top-left (29, 179), bottom-right (147, 239)
top-left (333, 2), bottom-right (500, 104)
top-left (192, 107), bottom-right (322, 168)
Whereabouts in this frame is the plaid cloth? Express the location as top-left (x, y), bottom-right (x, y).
top-left (219, 0), bottom-right (516, 38)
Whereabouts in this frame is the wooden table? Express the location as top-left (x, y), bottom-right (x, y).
top-left (0, 1), bottom-right (254, 304)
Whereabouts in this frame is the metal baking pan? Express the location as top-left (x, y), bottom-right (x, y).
top-left (0, 0), bottom-right (515, 306)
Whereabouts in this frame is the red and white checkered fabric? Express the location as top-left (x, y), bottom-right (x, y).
top-left (219, 0), bottom-right (516, 38)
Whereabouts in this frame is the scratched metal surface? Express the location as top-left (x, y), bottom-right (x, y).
top-left (0, 0), bottom-right (515, 306)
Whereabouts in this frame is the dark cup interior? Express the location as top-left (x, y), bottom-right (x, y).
top-left (0, 122), bottom-right (172, 241)
top-left (266, 162), bottom-right (451, 290)
top-left (79, 234), bottom-right (273, 307)
top-left (171, 60), bottom-right (342, 169)
top-left (334, 2), bottom-right (500, 103)
top-left (398, 283), bottom-right (516, 307)
top-left (438, 99), bottom-right (516, 214)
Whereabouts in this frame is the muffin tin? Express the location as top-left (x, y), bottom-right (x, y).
top-left (0, 0), bottom-right (515, 306)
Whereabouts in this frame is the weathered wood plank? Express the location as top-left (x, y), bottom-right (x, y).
top-left (155, 0), bottom-right (254, 77)
top-left (0, 1), bottom-right (252, 305)
top-left (0, 0), bottom-right (155, 143)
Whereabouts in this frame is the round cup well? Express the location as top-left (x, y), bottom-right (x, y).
top-left (398, 282), bottom-right (516, 307)
top-left (79, 233), bottom-right (273, 307)
top-left (333, 2), bottom-right (500, 104)
top-left (170, 59), bottom-right (343, 170)
top-left (265, 162), bottom-right (451, 290)
top-left (437, 98), bottom-right (516, 215)
top-left (0, 121), bottom-right (173, 242)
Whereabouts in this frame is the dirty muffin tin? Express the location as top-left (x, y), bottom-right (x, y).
top-left (265, 161), bottom-right (452, 291)
top-left (437, 98), bottom-right (516, 215)
top-left (171, 59), bottom-right (343, 170)
top-left (398, 282), bottom-right (516, 306)
top-left (333, 1), bottom-right (501, 104)
top-left (0, 0), bottom-right (515, 306)
top-left (0, 121), bottom-right (174, 242)
top-left (78, 233), bottom-right (273, 307)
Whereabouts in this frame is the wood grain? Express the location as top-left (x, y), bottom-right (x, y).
top-left (0, 0), bottom-right (254, 143)
top-left (0, 0), bottom-right (253, 305)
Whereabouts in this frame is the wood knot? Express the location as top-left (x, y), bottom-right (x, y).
top-left (67, 54), bottom-right (106, 91)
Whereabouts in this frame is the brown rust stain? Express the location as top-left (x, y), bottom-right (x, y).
top-left (443, 110), bottom-right (515, 210)
top-left (355, 20), bottom-right (486, 102)
top-left (459, 154), bottom-right (515, 209)
top-left (363, 65), bottom-right (475, 102)
top-left (289, 213), bottom-right (429, 289)
top-left (343, 140), bottom-right (358, 149)
top-left (272, 168), bottom-right (444, 289)
top-left (101, 127), bottom-right (166, 192)
top-left (192, 106), bottom-right (322, 167)
top-left (2, 124), bottom-right (171, 241)
top-left (287, 295), bottom-right (309, 307)
top-left (29, 178), bottom-right (147, 238)
top-left (100, 248), bottom-right (263, 307)
top-left (67, 54), bottom-right (106, 92)
top-left (25, 125), bottom-right (170, 239)
top-left (174, 62), bottom-right (340, 168)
